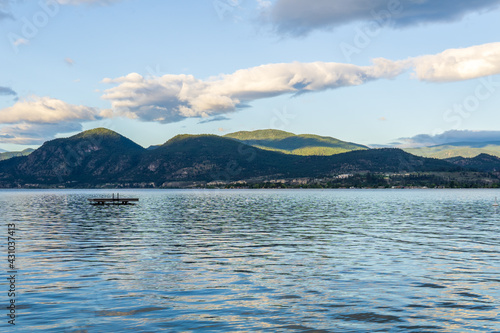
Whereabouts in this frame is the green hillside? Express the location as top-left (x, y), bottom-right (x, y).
top-left (225, 129), bottom-right (368, 156)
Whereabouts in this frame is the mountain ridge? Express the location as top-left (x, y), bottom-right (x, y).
top-left (0, 127), bottom-right (466, 188)
top-left (404, 141), bottom-right (500, 159)
top-left (445, 153), bottom-right (500, 172)
top-left (0, 148), bottom-right (35, 161)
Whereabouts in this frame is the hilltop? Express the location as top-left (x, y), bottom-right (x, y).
top-left (0, 128), bottom-right (145, 185)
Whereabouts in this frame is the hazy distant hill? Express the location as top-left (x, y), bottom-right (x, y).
top-left (404, 141), bottom-right (500, 159)
top-left (224, 129), bottom-right (368, 156)
top-left (0, 148), bottom-right (35, 161)
top-left (0, 128), bottom-right (462, 188)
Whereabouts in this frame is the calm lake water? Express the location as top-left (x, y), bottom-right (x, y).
top-left (1, 189), bottom-right (499, 332)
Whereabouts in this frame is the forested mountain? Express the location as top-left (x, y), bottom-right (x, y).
top-left (0, 128), bottom-right (464, 188)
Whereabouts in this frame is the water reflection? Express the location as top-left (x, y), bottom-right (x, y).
top-left (1, 189), bottom-right (498, 332)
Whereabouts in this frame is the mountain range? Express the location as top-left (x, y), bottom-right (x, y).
top-left (404, 141), bottom-right (500, 159)
top-left (1, 128), bottom-right (500, 188)
top-left (145, 129), bottom-right (368, 155)
top-left (4, 129), bottom-right (500, 160)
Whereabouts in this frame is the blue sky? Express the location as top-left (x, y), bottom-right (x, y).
top-left (1, 0), bottom-right (500, 151)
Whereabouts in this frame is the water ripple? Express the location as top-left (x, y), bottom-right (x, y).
top-left (1, 189), bottom-right (499, 332)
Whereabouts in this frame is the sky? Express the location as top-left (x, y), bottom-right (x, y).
top-left (1, 0), bottom-right (500, 151)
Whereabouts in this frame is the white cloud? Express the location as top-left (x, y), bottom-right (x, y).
top-left (411, 42), bottom-right (500, 82)
top-left (2, 41), bottom-right (497, 146)
top-left (0, 96), bottom-right (102, 124)
top-left (0, 96), bottom-right (107, 144)
top-left (100, 42), bottom-right (500, 125)
top-left (265, 0), bottom-right (500, 36)
top-left (102, 58), bottom-right (407, 123)
top-left (0, 122), bottom-right (83, 145)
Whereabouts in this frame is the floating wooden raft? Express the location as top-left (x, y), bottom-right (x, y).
top-left (88, 193), bottom-right (139, 205)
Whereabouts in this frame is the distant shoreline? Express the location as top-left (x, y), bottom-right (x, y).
top-left (1, 186), bottom-right (499, 190)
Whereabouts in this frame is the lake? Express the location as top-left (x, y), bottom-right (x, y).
top-left (1, 189), bottom-right (499, 332)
